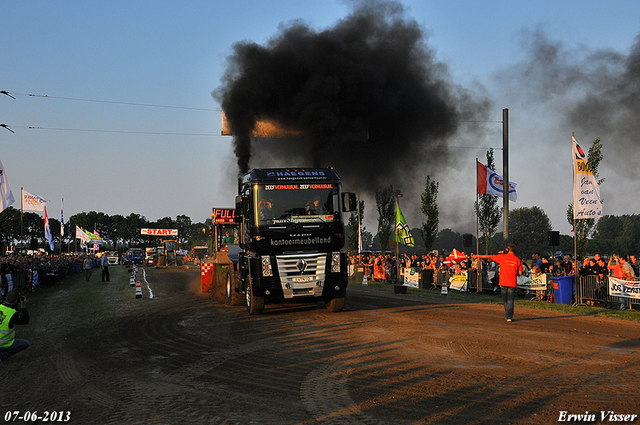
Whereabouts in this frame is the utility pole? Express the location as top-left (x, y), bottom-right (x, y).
top-left (502, 108), bottom-right (509, 240)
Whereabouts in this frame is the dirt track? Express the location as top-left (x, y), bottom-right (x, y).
top-left (1, 266), bottom-right (639, 425)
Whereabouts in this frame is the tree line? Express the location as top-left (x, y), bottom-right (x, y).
top-left (4, 137), bottom-right (625, 261)
top-left (0, 207), bottom-right (212, 253)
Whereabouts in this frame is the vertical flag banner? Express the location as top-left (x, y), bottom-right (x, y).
top-left (477, 161), bottom-right (517, 202)
top-left (573, 135), bottom-right (603, 219)
top-left (76, 225), bottom-right (91, 243)
top-left (22, 189), bottom-right (49, 211)
top-left (395, 203), bottom-right (414, 247)
top-left (44, 207), bottom-right (54, 250)
top-left (60, 199), bottom-right (65, 237)
top-left (0, 158), bottom-right (15, 212)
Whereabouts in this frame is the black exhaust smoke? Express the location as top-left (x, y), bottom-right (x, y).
top-left (214, 1), bottom-right (490, 193)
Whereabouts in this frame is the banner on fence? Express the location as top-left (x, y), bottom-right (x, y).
top-left (609, 277), bottom-right (640, 300)
top-left (449, 272), bottom-right (468, 291)
top-left (517, 273), bottom-right (548, 291)
top-left (401, 267), bottom-right (420, 288)
top-left (373, 265), bottom-right (385, 281)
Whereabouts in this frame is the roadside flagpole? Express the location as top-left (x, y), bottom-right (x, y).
top-left (476, 158), bottom-right (481, 293)
top-left (61, 198), bottom-right (64, 254)
top-left (357, 191), bottom-right (362, 255)
top-left (20, 187), bottom-right (23, 241)
top-left (572, 132), bottom-right (578, 272)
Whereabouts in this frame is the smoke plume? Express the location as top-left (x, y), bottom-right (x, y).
top-left (494, 29), bottom-right (640, 176)
top-left (214, 0), bottom-right (490, 194)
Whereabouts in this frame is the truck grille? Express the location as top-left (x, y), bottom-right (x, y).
top-left (275, 253), bottom-right (326, 298)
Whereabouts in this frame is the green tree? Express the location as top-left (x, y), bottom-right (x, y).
top-left (0, 207), bottom-right (21, 248)
top-left (433, 228), bottom-right (463, 253)
top-left (175, 214), bottom-right (193, 246)
top-left (567, 137), bottom-right (604, 258)
top-left (420, 176), bottom-right (439, 252)
top-left (375, 185), bottom-right (395, 255)
top-left (475, 149), bottom-right (501, 254)
top-left (510, 206), bottom-right (552, 260)
top-left (347, 200), bottom-right (365, 252)
top-left (123, 213), bottom-right (148, 246)
top-left (594, 215), bottom-right (622, 240)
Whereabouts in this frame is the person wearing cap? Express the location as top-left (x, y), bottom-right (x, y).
top-left (0, 290), bottom-right (30, 362)
top-left (472, 244), bottom-right (523, 322)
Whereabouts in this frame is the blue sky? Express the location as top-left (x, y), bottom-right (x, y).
top-left (2, 0), bottom-right (639, 237)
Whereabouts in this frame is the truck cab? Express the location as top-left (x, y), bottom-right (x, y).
top-left (233, 168), bottom-right (356, 314)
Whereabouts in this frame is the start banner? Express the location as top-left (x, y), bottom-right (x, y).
top-left (141, 228), bottom-right (178, 236)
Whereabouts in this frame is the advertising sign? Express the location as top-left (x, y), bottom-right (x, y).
top-left (212, 208), bottom-right (236, 224)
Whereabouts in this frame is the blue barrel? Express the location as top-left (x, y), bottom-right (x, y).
top-left (551, 276), bottom-right (574, 305)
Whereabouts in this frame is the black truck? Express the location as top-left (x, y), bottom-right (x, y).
top-left (228, 168), bottom-right (356, 314)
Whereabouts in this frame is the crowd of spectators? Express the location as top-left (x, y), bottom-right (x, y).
top-left (0, 252), bottom-right (94, 300)
top-left (530, 252), bottom-right (574, 277)
top-left (349, 251), bottom-right (484, 284)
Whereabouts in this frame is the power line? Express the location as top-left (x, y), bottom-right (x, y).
top-left (12, 125), bottom-right (220, 137)
top-left (9, 125), bottom-right (498, 148)
top-left (5, 91), bottom-right (220, 112)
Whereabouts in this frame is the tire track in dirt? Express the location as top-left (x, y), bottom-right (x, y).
top-left (21, 268), bottom-right (640, 425)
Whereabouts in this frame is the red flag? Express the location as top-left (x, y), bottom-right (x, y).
top-left (477, 161), bottom-right (489, 195)
top-left (443, 249), bottom-right (468, 267)
top-left (44, 207), bottom-right (54, 250)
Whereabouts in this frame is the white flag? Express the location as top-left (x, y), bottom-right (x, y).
top-left (22, 189), bottom-right (49, 211)
top-left (0, 158), bottom-right (15, 212)
top-left (76, 225), bottom-right (91, 243)
top-left (477, 161), bottom-right (517, 202)
top-left (573, 135), bottom-right (603, 219)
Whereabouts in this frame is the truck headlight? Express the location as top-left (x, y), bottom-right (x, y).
top-left (331, 252), bottom-right (341, 273)
top-left (262, 256), bottom-right (273, 277)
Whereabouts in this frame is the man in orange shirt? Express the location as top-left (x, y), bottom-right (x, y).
top-left (473, 244), bottom-right (523, 322)
top-left (607, 254), bottom-right (624, 278)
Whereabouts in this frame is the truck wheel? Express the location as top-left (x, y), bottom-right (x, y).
top-left (325, 297), bottom-right (345, 312)
top-left (245, 278), bottom-right (264, 315)
top-left (225, 269), bottom-right (243, 306)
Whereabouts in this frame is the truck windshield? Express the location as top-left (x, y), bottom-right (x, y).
top-left (255, 183), bottom-right (341, 225)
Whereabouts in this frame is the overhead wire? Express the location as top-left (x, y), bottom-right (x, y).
top-left (2, 89), bottom-right (500, 148)
top-left (7, 91), bottom-right (220, 112)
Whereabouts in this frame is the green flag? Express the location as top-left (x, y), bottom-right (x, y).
top-left (394, 203), bottom-right (414, 247)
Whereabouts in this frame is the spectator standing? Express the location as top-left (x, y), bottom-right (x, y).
top-left (83, 256), bottom-right (93, 282)
top-left (539, 256), bottom-right (553, 274)
top-left (629, 255), bottom-right (639, 277)
top-left (594, 257), bottom-right (608, 280)
top-left (531, 253), bottom-right (542, 269)
top-left (472, 244), bottom-right (523, 322)
top-left (100, 254), bottom-right (110, 282)
top-left (618, 256), bottom-right (636, 311)
top-left (581, 258), bottom-right (597, 276)
top-left (607, 255), bottom-right (623, 278)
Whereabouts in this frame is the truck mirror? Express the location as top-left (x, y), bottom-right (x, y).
top-left (235, 196), bottom-right (243, 223)
top-left (342, 192), bottom-right (357, 212)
